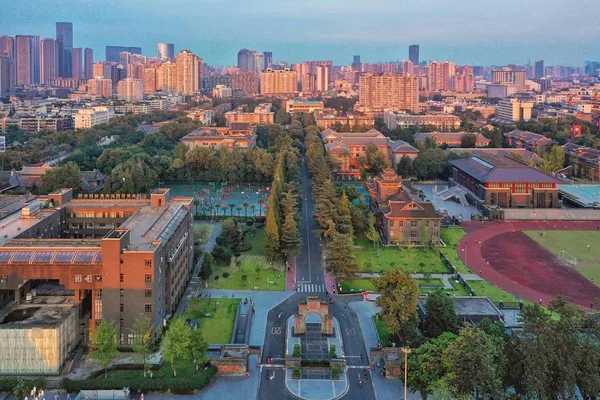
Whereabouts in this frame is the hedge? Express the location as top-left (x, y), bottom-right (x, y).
top-left (61, 365), bottom-right (217, 394)
top-left (0, 378), bottom-right (45, 393)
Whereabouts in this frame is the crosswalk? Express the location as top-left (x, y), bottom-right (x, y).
top-left (296, 283), bottom-right (327, 293)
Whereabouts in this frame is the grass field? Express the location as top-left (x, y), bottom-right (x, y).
top-left (524, 230), bottom-right (600, 286)
top-left (440, 227), bottom-right (470, 273)
top-left (209, 228), bottom-right (285, 291)
top-left (341, 277), bottom-right (470, 296)
top-left (194, 222), bottom-right (214, 244)
top-left (373, 316), bottom-right (391, 347)
top-left (185, 298), bottom-right (240, 344)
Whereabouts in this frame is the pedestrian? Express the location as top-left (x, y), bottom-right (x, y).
top-left (539, 298), bottom-right (542, 304)
top-left (54, 391), bottom-right (59, 400)
top-left (252, 305), bottom-right (255, 313)
top-left (66, 395), bottom-right (71, 400)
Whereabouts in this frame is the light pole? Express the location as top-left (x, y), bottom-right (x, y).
top-left (402, 347), bottom-right (411, 400)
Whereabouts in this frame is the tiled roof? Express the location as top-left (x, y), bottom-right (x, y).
top-left (504, 129), bottom-right (554, 146)
top-left (414, 131), bottom-right (490, 144)
top-left (450, 155), bottom-right (560, 183)
top-left (381, 200), bottom-right (442, 219)
top-left (562, 143), bottom-right (600, 162)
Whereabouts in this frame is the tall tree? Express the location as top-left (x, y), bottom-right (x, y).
top-left (264, 201), bottom-right (280, 259)
top-left (189, 329), bottom-right (208, 371)
top-left (162, 317), bottom-right (192, 377)
top-left (459, 133), bottom-right (477, 148)
top-left (325, 232), bottom-right (356, 278)
top-left (408, 332), bottom-right (457, 399)
top-left (42, 162), bottom-right (82, 194)
top-left (397, 155), bottom-right (415, 177)
top-left (365, 212), bottom-right (380, 248)
top-left (374, 269), bottom-right (419, 344)
top-left (280, 212), bottom-right (301, 256)
top-left (540, 145), bottom-right (565, 174)
top-left (424, 290), bottom-right (458, 338)
top-left (336, 190), bottom-right (353, 235)
top-left (130, 315), bottom-right (155, 378)
top-left (89, 320), bottom-right (119, 379)
top-left (200, 252), bottom-right (214, 281)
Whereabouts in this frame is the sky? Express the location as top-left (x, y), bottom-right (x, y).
top-left (2, 0), bottom-right (599, 67)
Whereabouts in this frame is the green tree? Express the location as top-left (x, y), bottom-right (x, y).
top-left (540, 145), bottom-right (565, 174)
top-left (264, 202), bottom-right (280, 258)
top-left (396, 155), bottom-right (415, 177)
top-left (42, 161), bottom-right (82, 194)
top-left (443, 325), bottom-right (504, 399)
top-left (413, 148), bottom-right (448, 180)
top-left (365, 144), bottom-right (388, 174)
top-left (89, 320), bottom-right (119, 379)
top-left (131, 315), bottom-right (155, 378)
top-left (460, 133), bottom-right (477, 148)
top-left (325, 232), bottom-right (356, 278)
top-left (200, 252), bottom-right (214, 281)
top-left (280, 211), bottom-right (301, 256)
top-left (365, 212), bottom-right (380, 249)
top-left (189, 329), bottom-right (209, 371)
top-left (374, 269), bottom-right (419, 345)
top-left (424, 290), bottom-right (458, 338)
top-left (336, 190), bottom-right (353, 235)
top-left (408, 332), bottom-right (457, 399)
top-left (162, 317), bottom-right (192, 377)
top-left (275, 108), bottom-right (291, 125)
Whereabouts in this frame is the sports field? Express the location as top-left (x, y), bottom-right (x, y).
top-left (524, 230), bottom-right (600, 286)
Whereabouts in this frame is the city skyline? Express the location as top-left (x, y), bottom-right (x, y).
top-left (2, 0), bottom-right (598, 67)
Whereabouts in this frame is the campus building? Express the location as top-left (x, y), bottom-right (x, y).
top-left (225, 103), bottom-right (274, 126)
top-left (181, 122), bottom-right (257, 150)
top-left (320, 128), bottom-right (418, 177)
top-left (562, 143), bottom-right (600, 181)
top-left (413, 131), bottom-right (490, 148)
top-left (495, 99), bottom-right (533, 122)
top-left (504, 129), bottom-right (554, 152)
top-left (368, 169), bottom-right (442, 246)
top-left (0, 188), bottom-right (194, 353)
top-left (450, 154), bottom-right (560, 208)
top-left (74, 107), bottom-right (114, 129)
top-left (314, 110), bottom-right (375, 131)
top-left (383, 110), bottom-right (461, 131)
top-left (285, 100), bottom-right (325, 114)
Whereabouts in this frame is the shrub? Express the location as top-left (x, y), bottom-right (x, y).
top-left (255, 216), bottom-right (266, 224)
top-left (234, 243), bottom-right (252, 252)
top-left (222, 272), bottom-right (229, 278)
top-left (329, 344), bottom-right (336, 358)
top-left (300, 359), bottom-right (330, 367)
top-left (293, 344), bottom-right (301, 357)
top-left (215, 235), bottom-right (228, 247)
top-left (331, 366), bottom-right (340, 379)
top-left (214, 275), bottom-right (219, 281)
top-left (246, 219), bottom-right (254, 226)
top-left (292, 367), bottom-right (301, 379)
top-left (0, 378), bottom-right (44, 393)
top-left (211, 245), bottom-right (232, 265)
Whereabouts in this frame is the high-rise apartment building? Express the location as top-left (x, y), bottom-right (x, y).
top-left (56, 22), bottom-right (73, 78)
top-left (92, 62), bottom-right (108, 78)
top-left (427, 61), bottom-right (455, 91)
top-left (302, 73), bottom-right (316, 94)
top-left (228, 70), bottom-right (259, 95)
top-left (110, 64), bottom-right (126, 88)
top-left (157, 43), bottom-right (175, 60)
top-left (87, 77), bottom-right (113, 98)
top-left (0, 56), bottom-right (15, 97)
top-left (260, 68), bottom-right (297, 94)
top-left (237, 49), bottom-right (265, 74)
top-left (263, 51), bottom-right (273, 70)
top-left (117, 78), bottom-right (144, 101)
top-left (0, 36), bottom-right (15, 58)
top-left (15, 35), bottom-right (34, 85)
top-left (400, 60), bottom-right (414, 74)
top-left (84, 48), bottom-right (93, 79)
top-left (409, 45), bottom-right (419, 65)
top-left (72, 47), bottom-right (83, 79)
top-left (143, 67), bottom-right (157, 94)
top-left (127, 63), bottom-right (145, 80)
top-left (358, 72), bottom-right (419, 113)
top-left (105, 46), bottom-right (142, 62)
top-left (303, 60), bottom-right (333, 76)
top-left (492, 67), bottom-right (526, 92)
top-left (39, 38), bottom-right (58, 85)
top-left (158, 61), bottom-right (177, 92)
top-left (316, 65), bottom-right (329, 92)
top-left (534, 60), bottom-right (544, 79)
top-left (175, 50), bottom-right (200, 95)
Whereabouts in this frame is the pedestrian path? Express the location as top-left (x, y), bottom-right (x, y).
top-left (295, 283), bottom-right (327, 293)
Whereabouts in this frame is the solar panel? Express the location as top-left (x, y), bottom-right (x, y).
top-left (93, 252), bottom-right (102, 263)
top-left (12, 251), bottom-right (34, 263)
top-left (0, 251), bottom-right (14, 263)
top-left (75, 251), bottom-right (97, 263)
top-left (54, 251), bottom-right (76, 263)
top-left (33, 251), bottom-right (54, 263)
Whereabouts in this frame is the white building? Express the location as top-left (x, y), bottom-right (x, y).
top-left (74, 107), bottom-right (113, 129)
top-left (213, 84), bottom-right (233, 98)
top-left (495, 99), bottom-right (533, 122)
top-left (117, 78), bottom-right (144, 102)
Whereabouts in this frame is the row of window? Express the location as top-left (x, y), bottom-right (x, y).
top-left (389, 220), bottom-right (439, 228)
top-left (69, 211), bottom-right (132, 219)
top-left (77, 273), bottom-right (152, 283)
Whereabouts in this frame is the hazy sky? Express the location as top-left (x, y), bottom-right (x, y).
top-left (3, 0), bottom-right (598, 66)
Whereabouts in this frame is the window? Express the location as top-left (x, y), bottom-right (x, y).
top-left (120, 304), bottom-right (124, 312)
top-left (145, 274), bottom-right (152, 283)
top-left (95, 320), bottom-right (101, 327)
top-left (0, 274), bottom-right (7, 283)
top-left (424, 221), bottom-right (429, 228)
top-left (74, 275), bottom-right (82, 283)
top-left (145, 304), bottom-right (152, 313)
top-left (120, 273), bottom-right (124, 283)
top-left (120, 289), bottom-right (124, 297)
top-left (411, 221), bottom-right (417, 228)
top-left (389, 220), bottom-right (394, 227)
top-left (94, 289), bottom-right (102, 298)
top-left (94, 274), bottom-right (102, 282)
top-left (398, 221), bottom-right (404, 227)
top-left (84, 275), bottom-right (92, 282)
top-left (145, 289), bottom-right (152, 298)
top-left (144, 259), bottom-right (152, 268)
top-left (410, 230), bottom-right (418, 238)
top-left (434, 221), bottom-right (439, 228)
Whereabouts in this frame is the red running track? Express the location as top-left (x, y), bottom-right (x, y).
top-left (458, 220), bottom-right (600, 309)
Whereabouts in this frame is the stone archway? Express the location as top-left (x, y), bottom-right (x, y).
top-left (293, 296), bottom-right (334, 335)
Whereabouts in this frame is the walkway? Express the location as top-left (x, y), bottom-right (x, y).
top-left (354, 272), bottom-right (480, 290)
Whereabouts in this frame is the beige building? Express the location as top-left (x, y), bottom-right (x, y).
top-left (181, 123), bottom-right (257, 150)
top-left (358, 73), bottom-right (419, 113)
top-left (158, 61), bottom-right (177, 92)
top-left (40, 38), bottom-right (58, 85)
top-left (225, 103), bottom-right (274, 126)
top-left (87, 77), bottom-right (112, 98)
top-left (492, 68), bottom-right (526, 92)
top-left (143, 67), bottom-right (157, 94)
top-left (427, 61), bottom-right (455, 92)
top-left (74, 107), bottom-right (113, 129)
top-left (260, 68), bottom-right (297, 94)
top-left (175, 50), bottom-right (200, 95)
top-left (316, 65), bottom-right (329, 92)
top-left (302, 73), bottom-right (316, 94)
top-left (495, 99), bottom-right (533, 122)
top-left (384, 110), bottom-right (461, 131)
top-left (286, 100), bottom-right (325, 113)
top-left (117, 78), bottom-right (144, 102)
top-left (229, 70), bottom-right (259, 95)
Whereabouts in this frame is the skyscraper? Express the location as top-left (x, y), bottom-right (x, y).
top-left (237, 49), bottom-right (265, 73)
top-left (0, 36), bottom-right (15, 58)
top-left (0, 55), bottom-right (15, 97)
top-left (492, 67), bottom-right (526, 92)
top-left (352, 55), bottom-right (362, 72)
top-left (427, 61), bottom-right (455, 91)
top-left (263, 51), bottom-right (273, 70)
top-left (409, 45), bottom-right (419, 65)
top-left (72, 47), bottom-right (83, 79)
top-left (40, 38), bottom-right (58, 84)
top-left (15, 35), bottom-right (34, 85)
top-left (175, 50), bottom-right (200, 95)
top-left (105, 46), bottom-right (142, 62)
top-left (56, 22), bottom-right (73, 78)
top-left (358, 73), bottom-right (419, 113)
top-left (316, 65), bottom-right (329, 92)
top-left (84, 48), bottom-right (93, 79)
top-left (157, 43), bottom-right (174, 60)
top-left (535, 60), bottom-right (545, 79)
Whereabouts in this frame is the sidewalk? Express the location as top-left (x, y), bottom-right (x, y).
top-left (285, 260), bottom-right (295, 291)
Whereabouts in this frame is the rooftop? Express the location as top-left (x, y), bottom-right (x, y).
top-left (0, 296), bottom-right (78, 328)
top-left (418, 296), bottom-right (503, 317)
top-left (450, 154), bottom-right (560, 184)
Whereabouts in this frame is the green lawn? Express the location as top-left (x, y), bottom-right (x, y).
top-left (355, 234), bottom-right (449, 274)
top-left (373, 316), bottom-right (391, 347)
top-left (341, 277), bottom-right (471, 296)
top-left (466, 280), bottom-right (522, 303)
top-left (185, 298), bottom-right (240, 344)
top-left (525, 230), bottom-right (600, 286)
top-left (194, 222), bottom-right (215, 244)
top-left (440, 227), bottom-right (470, 273)
top-left (209, 228), bottom-right (285, 290)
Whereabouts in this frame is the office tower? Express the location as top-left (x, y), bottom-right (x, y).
top-left (302, 73), bottom-right (316, 94)
top-left (72, 47), bottom-right (83, 79)
top-left (492, 67), bottom-right (526, 91)
top-left (105, 46), bottom-right (142, 62)
top-left (175, 50), bottom-right (199, 95)
top-left (39, 38), bottom-right (58, 84)
top-left (56, 22), bottom-right (73, 78)
top-left (228, 70), bottom-right (259, 95)
top-left (143, 67), bottom-right (157, 94)
top-left (157, 43), bottom-right (175, 60)
top-left (84, 48), bottom-right (93, 79)
top-left (93, 62), bottom-right (106, 78)
top-left (352, 55), bottom-right (362, 72)
top-left (157, 61), bottom-right (177, 92)
top-left (260, 68), bottom-right (297, 94)
top-left (316, 65), bottom-right (329, 92)
top-left (87, 77), bottom-right (113, 97)
top-left (358, 72), bottom-right (419, 113)
top-left (409, 45), bottom-right (419, 65)
top-left (0, 36), bottom-right (15, 58)
top-left (535, 60), bottom-right (544, 79)
top-left (0, 56), bottom-right (16, 97)
top-left (110, 64), bottom-right (126, 87)
top-left (15, 35), bottom-right (34, 85)
top-left (263, 51), bottom-right (273, 69)
top-left (117, 78), bottom-right (144, 101)
top-left (127, 63), bottom-right (145, 80)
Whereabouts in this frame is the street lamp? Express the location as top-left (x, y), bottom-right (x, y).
top-left (401, 347), bottom-right (412, 400)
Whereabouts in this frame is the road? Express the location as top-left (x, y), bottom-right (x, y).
top-left (258, 161), bottom-right (375, 399)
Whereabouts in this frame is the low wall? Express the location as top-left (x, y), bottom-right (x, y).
top-left (503, 208), bottom-right (600, 221)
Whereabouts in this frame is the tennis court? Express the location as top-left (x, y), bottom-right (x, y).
top-left (165, 182), bottom-right (271, 217)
